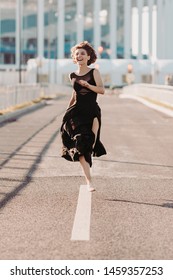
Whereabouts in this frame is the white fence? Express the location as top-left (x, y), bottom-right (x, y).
top-left (0, 83), bottom-right (67, 111)
top-left (0, 84), bottom-right (40, 111)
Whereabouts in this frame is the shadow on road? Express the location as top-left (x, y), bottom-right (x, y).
top-left (0, 115), bottom-right (59, 169)
top-left (105, 198), bottom-right (173, 209)
top-left (94, 158), bottom-right (173, 169)
top-left (0, 115), bottom-right (61, 210)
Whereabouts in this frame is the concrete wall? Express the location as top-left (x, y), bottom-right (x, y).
top-left (1, 59), bottom-right (173, 87)
top-left (25, 58), bottom-right (173, 87)
top-left (122, 83), bottom-right (173, 106)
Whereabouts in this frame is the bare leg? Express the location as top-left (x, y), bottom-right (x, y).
top-left (79, 156), bottom-right (91, 185)
top-left (79, 156), bottom-right (95, 192)
top-left (92, 117), bottom-right (99, 148)
top-left (78, 119), bottom-right (99, 192)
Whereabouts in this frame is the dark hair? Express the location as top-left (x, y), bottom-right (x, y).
top-left (71, 41), bottom-right (97, 65)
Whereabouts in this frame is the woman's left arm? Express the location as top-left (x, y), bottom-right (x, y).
top-left (79, 69), bottom-right (105, 94)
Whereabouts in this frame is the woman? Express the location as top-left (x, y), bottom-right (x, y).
top-left (61, 41), bottom-right (106, 191)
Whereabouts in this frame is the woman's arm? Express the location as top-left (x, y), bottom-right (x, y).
top-left (78, 69), bottom-right (105, 94)
top-left (67, 74), bottom-right (76, 109)
top-left (67, 90), bottom-right (76, 109)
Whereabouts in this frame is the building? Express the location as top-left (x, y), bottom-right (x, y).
top-left (0, 0), bottom-right (173, 85)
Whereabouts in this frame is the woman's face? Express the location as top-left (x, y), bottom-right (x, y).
top-left (74, 48), bottom-right (90, 65)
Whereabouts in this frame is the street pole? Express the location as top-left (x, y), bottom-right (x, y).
top-left (18, 0), bottom-right (22, 83)
top-left (48, 5), bottom-right (51, 83)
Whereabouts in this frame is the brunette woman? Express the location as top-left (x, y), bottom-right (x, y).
top-left (61, 41), bottom-right (106, 191)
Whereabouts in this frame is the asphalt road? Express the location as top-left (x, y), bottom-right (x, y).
top-left (0, 90), bottom-right (173, 260)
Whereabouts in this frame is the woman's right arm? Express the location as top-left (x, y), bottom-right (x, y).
top-left (67, 90), bottom-right (76, 109)
top-left (67, 74), bottom-right (76, 109)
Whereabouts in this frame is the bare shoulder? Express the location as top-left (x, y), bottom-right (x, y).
top-left (93, 68), bottom-right (103, 86)
top-left (93, 68), bottom-right (101, 76)
top-left (69, 73), bottom-right (72, 80)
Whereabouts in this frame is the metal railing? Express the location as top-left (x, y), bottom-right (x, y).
top-left (0, 84), bottom-right (41, 111)
top-left (0, 83), bottom-right (67, 111)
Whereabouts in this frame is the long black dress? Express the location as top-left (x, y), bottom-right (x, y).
top-left (60, 68), bottom-right (106, 167)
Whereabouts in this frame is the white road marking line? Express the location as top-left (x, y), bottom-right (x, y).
top-left (71, 185), bottom-right (92, 241)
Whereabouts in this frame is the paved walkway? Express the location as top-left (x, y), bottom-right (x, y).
top-left (0, 90), bottom-right (173, 260)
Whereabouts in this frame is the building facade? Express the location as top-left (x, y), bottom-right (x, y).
top-left (0, 0), bottom-right (173, 84)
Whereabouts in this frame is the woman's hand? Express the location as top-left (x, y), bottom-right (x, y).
top-left (78, 69), bottom-right (105, 94)
top-left (78, 79), bottom-right (90, 88)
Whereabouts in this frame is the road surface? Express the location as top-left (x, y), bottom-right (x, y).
top-left (0, 90), bottom-right (173, 260)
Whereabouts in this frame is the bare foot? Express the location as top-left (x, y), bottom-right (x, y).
top-left (87, 184), bottom-right (95, 192)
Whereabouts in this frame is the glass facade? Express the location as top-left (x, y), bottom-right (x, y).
top-left (0, 0), bottom-right (38, 65)
top-left (100, 0), bottom-right (110, 58)
top-left (0, 0), bottom-right (126, 66)
top-left (64, 0), bottom-right (77, 58)
top-left (0, 0), bottom-right (16, 64)
top-left (0, 0), bottom-right (156, 68)
top-left (21, 0), bottom-right (37, 64)
top-left (117, 0), bottom-right (124, 58)
top-left (44, 0), bottom-right (58, 59)
top-left (84, 0), bottom-right (94, 45)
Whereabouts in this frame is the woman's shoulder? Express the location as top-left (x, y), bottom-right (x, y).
top-left (69, 72), bottom-right (75, 80)
top-left (93, 68), bottom-right (101, 78)
top-left (93, 68), bottom-right (100, 74)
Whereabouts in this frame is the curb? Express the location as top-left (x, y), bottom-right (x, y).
top-left (120, 94), bottom-right (173, 118)
top-left (0, 101), bottom-right (46, 125)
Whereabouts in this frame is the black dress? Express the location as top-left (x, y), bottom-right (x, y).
top-left (60, 68), bottom-right (106, 167)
